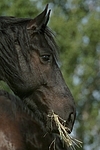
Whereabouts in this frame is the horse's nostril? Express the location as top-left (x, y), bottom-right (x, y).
top-left (66, 112), bottom-right (75, 133)
top-left (68, 112), bottom-right (74, 124)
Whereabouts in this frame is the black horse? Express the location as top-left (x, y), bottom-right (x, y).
top-left (0, 5), bottom-right (76, 150)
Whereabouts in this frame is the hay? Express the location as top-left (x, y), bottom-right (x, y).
top-left (48, 112), bottom-right (82, 150)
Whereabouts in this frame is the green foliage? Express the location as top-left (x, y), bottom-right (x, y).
top-left (0, 0), bottom-right (39, 17)
top-left (0, 0), bottom-right (100, 149)
top-left (38, 1), bottom-right (100, 149)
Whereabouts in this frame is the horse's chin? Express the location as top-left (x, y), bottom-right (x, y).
top-left (52, 128), bottom-right (71, 135)
top-left (46, 121), bottom-right (71, 139)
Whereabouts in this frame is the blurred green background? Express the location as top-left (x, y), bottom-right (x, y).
top-left (0, 0), bottom-right (100, 149)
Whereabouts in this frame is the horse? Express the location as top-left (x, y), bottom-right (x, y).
top-left (0, 5), bottom-right (76, 150)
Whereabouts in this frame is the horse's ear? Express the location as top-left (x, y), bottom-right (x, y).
top-left (27, 4), bottom-right (51, 31)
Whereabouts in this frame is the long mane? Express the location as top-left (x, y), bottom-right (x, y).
top-left (0, 16), bottom-right (58, 59)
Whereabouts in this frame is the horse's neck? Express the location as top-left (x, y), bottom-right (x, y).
top-left (22, 95), bottom-right (48, 131)
top-left (18, 98), bottom-right (55, 150)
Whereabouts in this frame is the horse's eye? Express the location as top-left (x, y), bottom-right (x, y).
top-left (40, 55), bottom-right (51, 63)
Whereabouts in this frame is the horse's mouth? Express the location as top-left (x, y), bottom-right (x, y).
top-left (52, 127), bottom-right (71, 135)
top-left (48, 112), bottom-right (82, 150)
top-left (48, 112), bottom-right (72, 135)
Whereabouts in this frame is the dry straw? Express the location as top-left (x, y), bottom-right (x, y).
top-left (49, 112), bottom-right (82, 150)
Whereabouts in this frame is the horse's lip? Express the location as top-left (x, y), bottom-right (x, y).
top-left (52, 128), bottom-right (71, 135)
top-left (52, 129), bottom-right (59, 134)
top-left (66, 128), bottom-right (71, 134)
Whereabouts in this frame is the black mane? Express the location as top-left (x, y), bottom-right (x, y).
top-left (0, 16), bottom-right (58, 60)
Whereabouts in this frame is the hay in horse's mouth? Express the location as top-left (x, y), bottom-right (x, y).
top-left (48, 112), bottom-right (82, 150)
